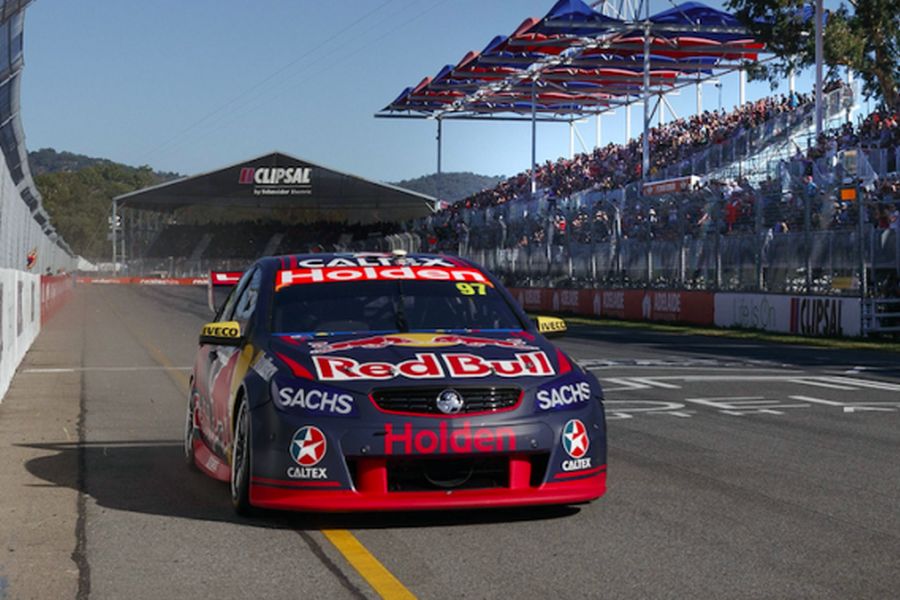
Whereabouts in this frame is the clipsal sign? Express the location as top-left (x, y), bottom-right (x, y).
top-left (239, 166), bottom-right (311, 186)
top-left (790, 297), bottom-right (844, 337)
top-left (313, 351), bottom-right (555, 381)
top-left (384, 421), bottom-right (515, 455)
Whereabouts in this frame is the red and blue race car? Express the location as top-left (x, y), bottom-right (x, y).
top-left (186, 253), bottom-right (607, 514)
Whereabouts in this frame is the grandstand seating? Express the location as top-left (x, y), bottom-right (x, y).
top-left (140, 220), bottom-right (402, 262)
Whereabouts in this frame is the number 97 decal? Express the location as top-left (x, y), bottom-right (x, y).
top-left (456, 282), bottom-right (487, 296)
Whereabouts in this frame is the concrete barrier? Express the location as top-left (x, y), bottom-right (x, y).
top-left (0, 269), bottom-right (41, 400)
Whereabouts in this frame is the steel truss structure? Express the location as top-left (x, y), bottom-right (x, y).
top-left (376, 0), bottom-right (776, 196)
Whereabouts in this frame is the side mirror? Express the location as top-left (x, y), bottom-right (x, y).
top-left (199, 321), bottom-right (243, 346)
top-left (534, 316), bottom-right (567, 338)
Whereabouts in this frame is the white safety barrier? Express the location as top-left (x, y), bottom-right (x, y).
top-left (0, 268), bottom-right (41, 400)
top-left (715, 293), bottom-right (862, 338)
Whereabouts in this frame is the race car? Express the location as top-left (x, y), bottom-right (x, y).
top-left (186, 252), bottom-right (607, 514)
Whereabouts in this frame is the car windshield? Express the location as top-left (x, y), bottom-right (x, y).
top-left (272, 279), bottom-right (523, 334)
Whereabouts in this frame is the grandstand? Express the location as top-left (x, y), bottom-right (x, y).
top-left (385, 87), bottom-right (898, 305)
top-left (113, 152), bottom-right (429, 275)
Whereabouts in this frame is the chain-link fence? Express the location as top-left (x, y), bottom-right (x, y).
top-left (400, 171), bottom-right (899, 298)
top-left (0, 5), bottom-right (76, 274)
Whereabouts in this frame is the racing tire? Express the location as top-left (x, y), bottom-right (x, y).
top-left (184, 391), bottom-right (199, 470)
top-left (231, 400), bottom-right (253, 516)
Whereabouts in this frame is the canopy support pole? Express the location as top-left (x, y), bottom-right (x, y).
top-left (568, 121), bottom-right (575, 159)
top-left (436, 118), bottom-right (443, 210)
top-left (530, 78), bottom-right (537, 196)
top-left (814, 0), bottom-right (824, 136)
top-left (111, 200), bottom-right (118, 273)
top-left (595, 113), bottom-right (602, 148)
top-left (572, 121), bottom-right (589, 153)
top-left (625, 104), bottom-right (632, 140)
top-left (696, 78), bottom-right (703, 115)
top-left (641, 3), bottom-right (650, 184)
top-left (662, 94), bottom-right (678, 121)
top-left (738, 69), bottom-right (746, 106)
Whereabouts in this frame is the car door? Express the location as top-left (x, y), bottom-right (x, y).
top-left (195, 268), bottom-right (257, 456)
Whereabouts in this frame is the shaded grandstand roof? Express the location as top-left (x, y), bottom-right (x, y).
top-left (378, 0), bottom-right (766, 120)
top-left (114, 151), bottom-right (434, 223)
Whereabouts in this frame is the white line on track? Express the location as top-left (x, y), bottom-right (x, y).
top-left (22, 366), bottom-right (192, 373)
top-left (789, 379), bottom-right (859, 390)
top-left (817, 376), bottom-right (900, 392)
top-left (629, 377), bottom-right (681, 389)
top-left (789, 395), bottom-right (900, 413)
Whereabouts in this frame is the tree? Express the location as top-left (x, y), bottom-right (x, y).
top-left (35, 161), bottom-right (166, 259)
top-left (726, 0), bottom-right (899, 109)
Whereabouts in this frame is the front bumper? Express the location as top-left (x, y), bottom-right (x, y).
top-left (249, 465), bottom-right (605, 512)
top-left (248, 382), bottom-right (608, 512)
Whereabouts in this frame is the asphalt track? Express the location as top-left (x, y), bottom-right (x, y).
top-left (3, 285), bottom-right (900, 599)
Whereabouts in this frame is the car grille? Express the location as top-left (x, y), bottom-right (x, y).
top-left (371, 387), bottom-right (521, 416)
top-left (346, 453), bottom-right (551, 492)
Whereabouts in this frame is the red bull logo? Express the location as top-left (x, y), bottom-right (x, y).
top-left (308, 333), bottom-right (534, 354)
top-left (313, 351), bottom-right (554, 381)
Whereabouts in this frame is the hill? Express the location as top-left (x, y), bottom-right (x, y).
top-left (31, 149), bottom-right (180, 259)
top-left (29, 147), bottom-right (180, 179)
top-left (391, 172), bottom-right (502, 202)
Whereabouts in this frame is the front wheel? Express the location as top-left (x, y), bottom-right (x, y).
top-left (231, 400), bottom-right (252, 515)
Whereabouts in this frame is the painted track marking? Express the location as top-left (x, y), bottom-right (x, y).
top-left (322, 530), bottom-right (417, 599)
top-left (789, 379), bottom-right (858, 390)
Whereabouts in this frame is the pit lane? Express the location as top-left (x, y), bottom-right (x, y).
top-left (3, 285), bottom-right (899, 599)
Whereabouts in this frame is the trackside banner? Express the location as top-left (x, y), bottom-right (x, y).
top-left (41, 274), bottom-right (74, 324)
top-left (78, 277), bottom-right (207, 286)
top-left (509, 288), bottom-right (715, 326)
top-left (715, 293), bottom-right (861, 337)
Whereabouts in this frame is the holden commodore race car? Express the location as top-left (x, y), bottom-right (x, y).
top-left (186, 252), bottom-right (607, 514)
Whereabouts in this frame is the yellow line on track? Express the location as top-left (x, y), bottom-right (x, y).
top-left (321, 529), bottom-right (417, 599)
top-left (106, 289), bottom-right (416, 599)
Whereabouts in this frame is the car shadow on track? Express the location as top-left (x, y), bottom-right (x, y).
top-left (21, 441), bottom-right (580, 530)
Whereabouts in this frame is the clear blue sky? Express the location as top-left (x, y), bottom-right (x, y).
top-left (21, 0), bottom-right (844, 183)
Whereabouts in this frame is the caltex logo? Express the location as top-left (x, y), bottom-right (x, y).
top-left (562, 419), bottom-right (589, 459)
top-left (290, 426), bottom-right (327, 466)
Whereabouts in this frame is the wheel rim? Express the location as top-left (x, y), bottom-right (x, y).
top-left (231, 404), bottom-right (248, 501)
